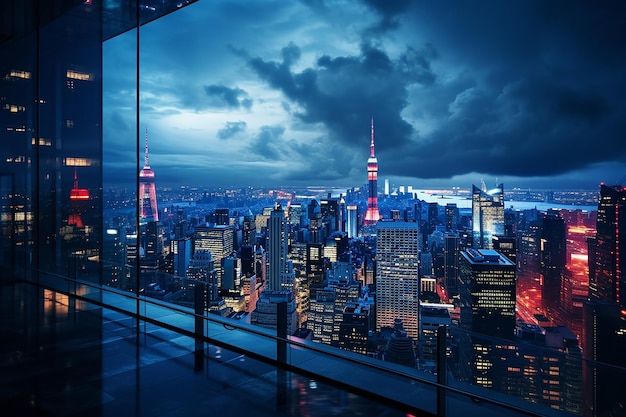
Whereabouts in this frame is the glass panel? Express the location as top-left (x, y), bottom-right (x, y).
top-left (0, 29), bottom-right (36, 279)
top-left (37, 2), bottom-right (103, 285)
top-left (103, 26), bottom-right (139, 293)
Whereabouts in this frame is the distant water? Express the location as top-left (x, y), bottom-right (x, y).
top-left (411, 190), bottom-right (597, 212)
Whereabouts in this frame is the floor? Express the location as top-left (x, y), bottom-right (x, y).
top-left (0, 281), bottom-right (411, 417)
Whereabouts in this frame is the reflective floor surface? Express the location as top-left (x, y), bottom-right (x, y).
top-left (0, 281), bottom-right (415, 416)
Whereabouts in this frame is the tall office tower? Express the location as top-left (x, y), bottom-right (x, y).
top-left (338, 303), bottom-right (370, 355)
top-left (520, 220), bottom-right (541, 278)
top-left (384, 178), bottom-right (390, 196)
top-left (338, 195), bottom-right (346, 233)
top-left (308, 199), bottom-right (323, 243)
top-left (320, 198), bottom-right (339, 233)
top-left (214, 208), bottom-right (229, 226)
top-left (193, 225), bottom-right (234, 285)
top-left (240, 245), bottom-right (255, 277)
top-left (142, 220), bottom-right (164, 270)
top-left (221, 255), bottom-right (239, 291)
top-left (445, 203), bottom-right (458, 232)
top-left (346, 205), bottom-right (358, 238)
top-left (444, 234), bottom-right (460, 297)
top-left (171, 237), bottom-right (192, 278)
top-left (331, 279), bottom-right (360, 346)
top-left (242, 210), bottom-right (255, 246)
top-left (419, 305), bottom-right (452, 366)
top-left (588, 184), bottom-right (626, 307)
top-left (376, 221), bottom-right (420, 339)
top-left (491, 235), bottom-right (517, 267)
top-left (427, 202), bottom-right (439, 234)
top-left (267, 203), bottom-right (294, 292)
top-left (459, 248), bottom-right (516, 338)
top-left (139, 128), bottom-right (158, 225)
top-left (287, 203), bottom-right (303, 228)
top-left (186, 249), bottom-right (218, 304)
top-left (364, 118), bottom-right (380, 226)
top-left (582, 302), bottom-right (626, 417)
top-left (472, 184), bottom-right (504, 249)
top-left (540, 213), bottom-right (567, 313)
top-left (309, 288), bottom-right (336, 344)
top-left (288, 241), bottom-right (309, 327)
top-left (307, 242), bottom-right (325, 299)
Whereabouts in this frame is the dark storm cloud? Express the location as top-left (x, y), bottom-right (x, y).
top-left (248, 125), bottom-right (286, 160)
top-left (361, 0), bottom-right (411, 33)
top-left (242, 0), bottom-right (626, 184)
top-left (244, 41), bottom-right (436, 158)
top-left (204, 85), bottom-right (252, 109)
top-left (217, 121), bottom-right (247, 140)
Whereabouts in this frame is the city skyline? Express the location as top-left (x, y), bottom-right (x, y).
top-left (103, 0), bottom-right (626, 190)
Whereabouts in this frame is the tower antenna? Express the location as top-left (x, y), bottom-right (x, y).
top-left (144, 127), bottom-right (150, 168)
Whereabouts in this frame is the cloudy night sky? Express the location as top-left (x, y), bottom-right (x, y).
top-left (103, 0), bottom-right (626, 190)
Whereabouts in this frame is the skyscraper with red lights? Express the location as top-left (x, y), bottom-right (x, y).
top-left (364, 118), bottom-right (380, 225)
top-left (68, 168), bottom-right (90, 229)
top-left (139, 128), bottom-right (158, 225)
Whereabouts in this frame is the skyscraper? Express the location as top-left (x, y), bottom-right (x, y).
top-left (139, 128), bottom-right (158, 225)
top-left (540, 212), bottom-right (567, 313)
top-left (588, 184), bottom-right (626, 307)
top-left (364, 118), bottom-right (380, 226)
top-left (267, 203), bottom-right (294, 292)
top-left (459, 248), bottom-right (516, 338)
top-left (472, 183), bottom-right (504, 249)
top-left (376, 221), bottom-right (420, 339)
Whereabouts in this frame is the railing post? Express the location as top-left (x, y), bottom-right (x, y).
top-left (194, 282), bottom-right (205, 371)
top-left (277, 301), bottom-right (287, 365)
top-left (437, 325), bottom-right (447, 417)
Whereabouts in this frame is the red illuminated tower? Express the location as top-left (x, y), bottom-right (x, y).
top-left (139, 127), bottom-right (159, 225)
top-left (364, 118), bottom-right (380, 225)
top-left (68, 168), bottom-right (90, 228)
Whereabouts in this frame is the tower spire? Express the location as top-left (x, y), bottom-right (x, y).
top-left (370, 117), bottom-right (375, 157)
top-left (144, 127), bottom-right (150, 168)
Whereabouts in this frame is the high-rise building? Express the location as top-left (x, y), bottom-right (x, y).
top-left (346, 205), bottom-right (358, 238)
top-left (171, 237), bottom-right (192, 278)
top-left (444, 233), bottom-right (460, 297)
top-left (193, 224), bottom-right (234, 284)
top-left (459, 248), bottom-right (516, 338)
top-left (540, 212), bottom-right (567, 313)
top-left (472, 184), bottom-right (504, 249)
top-left (364, 118), bottom-right (380, 226)
top-left (267, 203), bottom-right (294, 292)
top-left (376, 221), bottom-right (420, 339)
top-left (588, 184), bottom-right (626, 307)
top-left (338, 303), bottom-right (370, 355)
top-left (139, 128), bottom-right (158, 225)
top-left (445, 203), bottom-right (458, 232)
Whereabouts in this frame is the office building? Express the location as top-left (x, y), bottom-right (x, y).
top-left (459, 248), bottom-right (516, 338)
top-left (588, 184), bottom-right (626, 307)
top-left (540, 212), bottom-right (567, 313)
top-left (375, 221), bottom-right (420, 339)
top-left (472, 184), bottom-right (504, 249)
top-left (193, 224), bottom-right (233, 284)
top-left (346, 205), bottom-right (358, 238)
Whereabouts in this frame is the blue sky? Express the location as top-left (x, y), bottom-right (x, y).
top-left (103, 0), bottom-right (626, 190)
